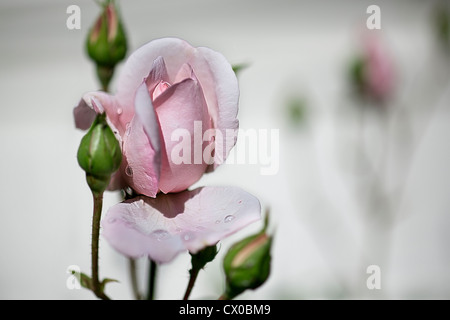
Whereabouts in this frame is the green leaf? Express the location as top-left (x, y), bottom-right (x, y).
top-left (100, 277), bottom-right (119, 292)
top-left (71, 270), bottom-right (118, 294)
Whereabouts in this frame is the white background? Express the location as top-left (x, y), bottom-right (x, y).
top-left (0, 0), bottom-right (449, 299)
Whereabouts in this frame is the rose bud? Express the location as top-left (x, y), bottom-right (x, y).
top-left (349, 35), bottom-right (394, 103)
top-left (222, 220), bottom-right (272, 300)
top-left (86, 1), bottom-right (127, 90)
top-left (77, 113), bottom-right (122, 194)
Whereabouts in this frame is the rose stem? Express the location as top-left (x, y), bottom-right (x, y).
top-left (147, 259), bottom-right (157, 300)
top-left (91, 191), bottom-right (110, 300)
top-left (129, 258), bottom-right (142, 300)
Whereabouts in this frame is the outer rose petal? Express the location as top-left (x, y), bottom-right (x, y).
top-left (144, 56), bottom-right (170, 93)
top-left (102, 186), bottom-right (261, 263)
top-left (74, 91), bottom-right (124, 138)
top-left (73, 99), bottom-right (97, 130)
top-left (154, 77), bottom-right (212, 194)
top-left (122, 83), bottom-right (161, 197)
top-left (115, 38), bottom-right (194, 109)
top-left (189, 47), bottom-right (240, 168)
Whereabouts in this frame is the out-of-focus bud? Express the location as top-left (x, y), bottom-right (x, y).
top-left (434, 4), bottom-right (450, 52)
top-left (349, 35), bottom-right (394, 104)
top-left (222, 215), bottom-right (272, 300)
top-left (86, 1), bottom-right (127, 91)
top-left (77, 113), bottom-right (122, 194)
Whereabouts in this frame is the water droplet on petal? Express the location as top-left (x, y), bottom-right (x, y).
top-left (238, 200), bottom-right (243, 204)
top-left (183, 232), bottom-right (195, 242)
top-left (224, 215), bottom-right (235, 223)
top-left (117, 108), bottom-right (123, 115)
top-left (215, 220), bottom-right (221, 224)
top-left (125, 165), bottom-right (133, 177)
top-left (150, 229), bottom-right (169, 241)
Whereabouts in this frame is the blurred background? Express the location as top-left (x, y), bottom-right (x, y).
top-left (1, 0), bottom-right (450, 299)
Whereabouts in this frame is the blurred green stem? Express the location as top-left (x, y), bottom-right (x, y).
top-left (129, 258), bottom-right (142, 300)
top-left (147, 259), bottom-right (157, 300)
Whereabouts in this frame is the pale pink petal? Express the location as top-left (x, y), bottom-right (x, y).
top-left (122, 84), bottom-right (161, 197)
top-left (154, 77), bottom-right (212, 194)
top-left (134, 83), bottom-right (162, 157)
top-left (115, 38), bottom-right (195, 109)
top-left (73, 98), bottom-right (97, 130)
top-left (188, 47), bottom-right (240, 168)
top-left (173, 62), bottom-right (194, 84)
top-left (144, 56), bottom-right (170, 94)
top-left (75, 91), bottom-right (124, 140)
top-left (101, 186), bottom-right (261, 263)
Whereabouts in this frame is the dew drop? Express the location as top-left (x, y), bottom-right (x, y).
top-left (117, 108), bottom-right (123, 115)
top-left (183, 232), bottom-right (195, 242)
top-left (125, 165), bottom-right (133, 177)
top-left (215, 220), bottom-right (221, 224)
top-left (150, 229), bottom-right (169, 241)
top-left (224, 215), bottom-right (235, 223)
top-left (238, 200), bottom-right (243, 204)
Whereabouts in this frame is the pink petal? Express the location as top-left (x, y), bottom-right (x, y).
top-left (188, 47), bottom-right (240, 168)
top-left (115, 38), bottom-right (195, 110)
top-left (154, 77), bottom-right (212, 194)
top-left (102, 186), bottom-right (261, 263)
top-left (75, 91), bottom-right (124, 138)
top-left (73, 98), bottom-right (97, 130)
top-left (144, 56), bottom-right (170, 94)
top-left (122, 84), bottom-right (161, 197)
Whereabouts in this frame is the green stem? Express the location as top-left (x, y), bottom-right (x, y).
top-left (183, 268), bottom-right (200, 300)
top-left (91, 191), bottom-right (110, 300)
top-left (96, 64), bottom-right (114, 92)
top-left (147, 259), bottom-right (157, 300)
top-left (129, 258), bottom-right (142, 300)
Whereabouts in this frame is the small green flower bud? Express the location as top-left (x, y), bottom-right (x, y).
top-left (222, 230), bottom-right (272, 300)
top-left (87, 1), bottom-right (127, 67)
top-left (86, 1), bottom-right (127, 90)
top-left (77, 113), bottom-right (122, 194)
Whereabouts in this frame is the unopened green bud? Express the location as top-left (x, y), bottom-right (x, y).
top-left (223, 229), bottom-right (272, 300)
top-left (86, 1), bottom-right (127, 90)
top-left (77, 113), bottom-right (122, 194)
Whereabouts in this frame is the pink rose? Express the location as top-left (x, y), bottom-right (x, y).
top-left (74, 38), bottom-right (261, 263)
top-left (74, 37), bottom-right (239, 196)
